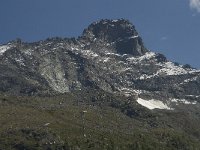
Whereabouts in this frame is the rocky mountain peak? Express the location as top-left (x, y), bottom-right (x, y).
top-left (82, 19), bottom-right (136, 41)
top-left (82, 19), bottom-right (148, 55)
top-left (0, 19), bottom-right (199, 111)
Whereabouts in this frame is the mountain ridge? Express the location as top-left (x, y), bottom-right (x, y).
top-left (0, 19), bottom-right (200, 110)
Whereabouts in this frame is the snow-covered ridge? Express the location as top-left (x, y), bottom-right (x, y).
top-left (68, 46), bottom-right (199, 83)
top-left (157, 62), bottom-right (200, 75)
top-left (0, 44), bottom-right (12, 55)
top-left (139, 61), bottom-right (200, 80)
top-left (127, 52), bottom-right (156, 63)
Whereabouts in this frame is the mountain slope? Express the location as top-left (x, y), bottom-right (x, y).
top-left (0, 91), bottom-right (200, 150)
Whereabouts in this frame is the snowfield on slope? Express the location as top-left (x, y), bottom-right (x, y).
top-left (136, 98), bottom-right (172, 110)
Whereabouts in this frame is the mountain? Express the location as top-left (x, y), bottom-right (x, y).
top-left (0, 19), bottom-right (199, 110)
top-left (0, 19), bottom-right (200, 149)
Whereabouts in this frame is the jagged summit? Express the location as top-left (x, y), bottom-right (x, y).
top-left (81, 19), bottom-right (147, 55)
top-left (82, 19), bottom-right (136, 41)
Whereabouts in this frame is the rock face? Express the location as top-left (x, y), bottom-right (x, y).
top-left (0, 19), bottom-right (200, 110)
top-left (82, 19), bottom-right (147, 55)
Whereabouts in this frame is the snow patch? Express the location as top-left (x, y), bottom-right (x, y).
top-left (137, 98), bottom-right (171, 110)
top-left (185, 95), bottom-right (200, 98)
top-left (119, 67), bottom-right (132, 73)
top-left (15, 57), bottom-right (25, 66)
top-left (157, 62), bottom-right (188, 75)
top-left (128, 35), bottom-right (139, 39)
top-left (133, 90), bottom-right (145, 95)
top-left (156, 62), bottom-right (200, 76)
top-left (139, 62), bottom-right (200, 80)
top-left (181, 76), bottom-right (198, 84)
top-left (103, 57), bottom-right (110, 62)
top-left (82, 50), bottom-right (98, 58)
top-left (127, 52), bottom-right (156, 63)
top-left (139, 74), bottom-right (156, 80)
top-left (170, 98), bottom-right (197, 105)
top-left (70, 47), bottom-right (99, 59)
top-left (24, 49), bottom-right (34, 56)
top-left (105, 52), bottom-right (121, 57)
top-left (112, 20), bottom-right (119, 23)
top-left (0, 44), bottom-right (12, 55)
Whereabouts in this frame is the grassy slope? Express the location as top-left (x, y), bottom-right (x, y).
top-left (0, 91), bottom-right (200, 150)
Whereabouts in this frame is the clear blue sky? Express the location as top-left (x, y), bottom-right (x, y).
top-left (0, 0), bottom-right (200, 68)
